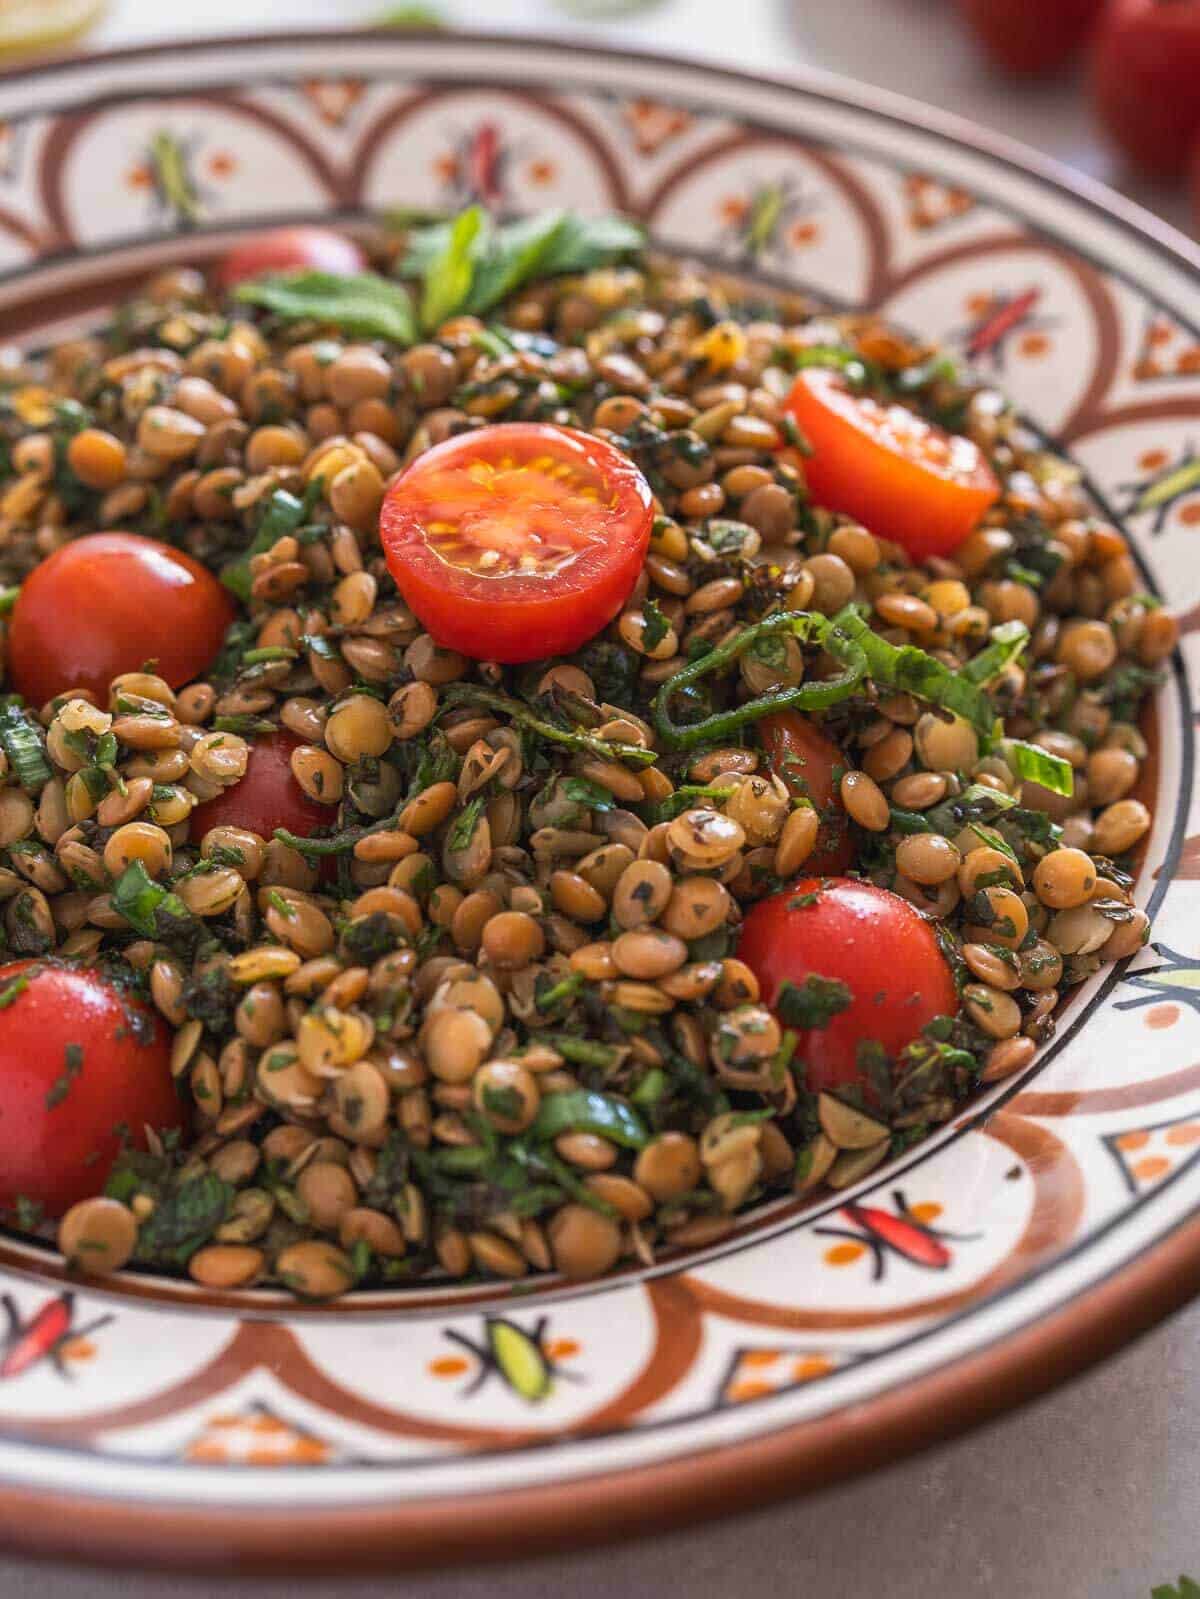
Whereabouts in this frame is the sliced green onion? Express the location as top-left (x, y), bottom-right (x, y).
top-left (999, 739), bottom-right (1075, 797)
top-left (532, 1089), bottom-right (648, 1151)
top-left (652, 610), bottom-right (868, 751)
top-left (832, 606), bottom-right (1001, 739)
top-left (959, 620), bottom-right (1030, 686)
top-left (0, 702), bottom-right (52, 793)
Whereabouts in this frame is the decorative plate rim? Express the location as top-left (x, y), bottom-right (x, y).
top-left (0, 26), bottom-right (1195, 1573)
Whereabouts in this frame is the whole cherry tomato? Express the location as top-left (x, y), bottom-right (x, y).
top-left (215, 225), bottom-right (367, 289)
top-left (758, 710), bottom-right (852, 875)
top-left (955, 0), bottom-right (1105, 75)
top-left (1090, 0), bottom-right (1200, 176)
top-left (0, 961), bottom-right (183, 1217)
top-left (737, 876), bottom-right (959, 1096)
top-left (784, 368), bottom-right (999, 561)
top-left (6, 532), bottom-right (233, 710)
top-left (189, 730), bottom-right (331, 846)
top-left (380, 422), bottom-right (654, 664)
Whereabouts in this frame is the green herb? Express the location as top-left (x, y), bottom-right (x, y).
top-left (540, 1035), bottom-right (621, 1071)
top-left (0, 586), bottom-right (18, 618)
top-left (834, 606), bottom-right (1002, 739)
top-left (233, 270), bottom-right (417, 344)
top-left (532, 1089), bottom-right (649, 1150)
top-left (0, 701), bottom-right (52, 792)
top-left (788, 344), bottom-right (872, 387)
top-left (774, 974), bottom-right (853, 1030)
top-left (400, 206), bottom-right (644, 326)
top-left (446, 794), bottom-right (486, 854)
top-left (560, 775), bottom-right (617, 812)
top-left (463, 210), bottom-right (571, 315)
top-left (652, 609), bottom-right (867, 750)
top-left (132, 1173), bottom-right (234, 1267)
top-left (45, 1042), bottom-right (84, 1110)
top-left (640, 596), bottom-right (670, 653)
top-left (440, 683), bottom-right (656, 768)
top-left (999, 739), bottom-right (1074, 797)
top-left (958, 620), bottom-right (1029, 686)
top-left (111, 860), bottom-right (200, 947)
top-left (0, 971), bottom-right (30, 1010)
top-left (220, 479), bottom-right (323, 602)
top-left (420, 204), bottom-right (486, 333)
top-left (13, 1194), bottom-right (43, 1231)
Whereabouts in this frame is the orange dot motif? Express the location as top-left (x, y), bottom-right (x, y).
top-left (186, 1410), bottom-right (330, 1467)
top-left (1166, 1124), bottom-right (1200, 1147)
top-left (1132, 1156), bottom-right (1171, 1184)
top-left (428, 1355), bottom-right (471, 1379)
top-left (727, 1379), bottom-right (776, 1403)
top-left (1146, 1004), bottom-right (1180, 1030)
top-left (1116, 1130), bottom-right (1150, 1152)
top-left (824, 1242), bottom-right (865, 1267)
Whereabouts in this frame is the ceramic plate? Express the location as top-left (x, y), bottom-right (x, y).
top-left (0, 28), bottom-right (1197, 1573)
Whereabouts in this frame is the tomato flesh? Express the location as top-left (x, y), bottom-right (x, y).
top-left (215, 225), bottom-right (366, 289)
top-left (380, 422), bottom-right (654, 663)
top-left (0, 961), bottom-right (183, 1217)
top-left (1090, 0), bottom-right (1200, 177)
top-left (759, 710), bottom-right (852, 874)
top-left (7, 532), bottom-right (233, 709)
top-left (784, 367), bottom-right (999, 560)
top-left (189, 730), bottom-right (330, 846)
top-left (956, 0), bottom-right (1104, 75)
top-left (737, 876), bottom-right (959, 1096)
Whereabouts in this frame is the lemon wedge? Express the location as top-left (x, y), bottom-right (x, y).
top-left (0, 0), bottom-right (108, 58)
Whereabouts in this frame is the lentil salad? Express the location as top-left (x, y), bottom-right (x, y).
top-left (0, 208), bottom-right (1173, 1299)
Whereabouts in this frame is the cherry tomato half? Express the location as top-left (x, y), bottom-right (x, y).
top-left (380, 422), bottom-right (654, 664)
top-left (189, 730), bottom-right (330, 846)
top-left (737, 876), bottom-right (959, 1097)
top-left (955, 0), bottom-right (1104, 75)
top-left (0, 961), bottom-right (183, 1217)
top-left (215, 225), bottom-right (367, 289)
top-left (784, 367), bottom-right (999, 561)
top-left (1090, 0), bottom-right (1200, 177)
top-left (7, 532), bottom-right (233, 710)
top-left (759, 710), bottom-right (852, 875)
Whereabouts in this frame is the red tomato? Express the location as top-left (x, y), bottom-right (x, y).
top-left (0, 961), bottom-right (183, 1217)
top-left (7, 532), bottom-right (233, 710)
top-left (759, 711), bottom-right (852, 875)
top-left (380, 422), bottom-right (654, 664)
top-left (955, 0), bottom-right (1105, 75)
top-left (1090, 0), bottom-right (1200, 176)
top-left (189, 730), bottom-right (330, 845)
top-left (737, 877), bottom-right (959, 1096)
top-left (215, 225), bottom-right (366, 289)
top-left (784, 368), bottom-right (1000, 561)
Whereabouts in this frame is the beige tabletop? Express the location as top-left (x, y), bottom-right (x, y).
top-left (1, 3), bottom-right (1196, 1594)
